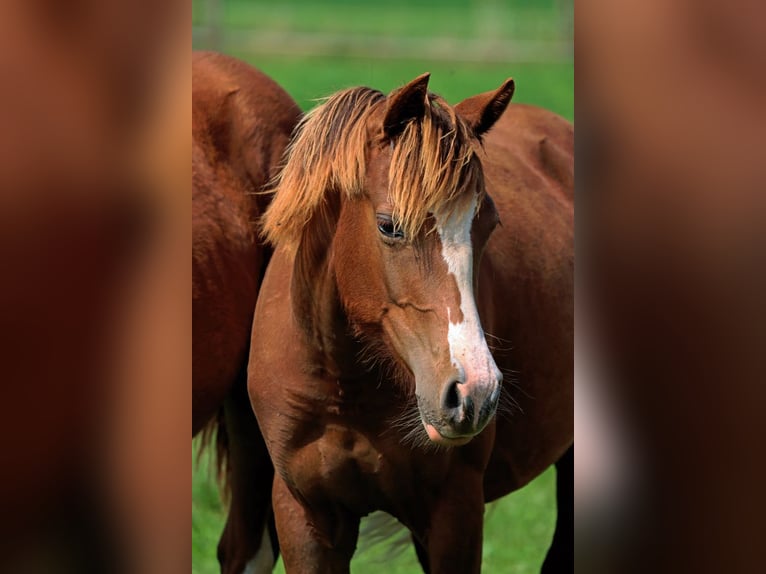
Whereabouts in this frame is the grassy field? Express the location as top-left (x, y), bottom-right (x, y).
top-left (194, 0), bottom-right (573, 45)
top-left (236, 56), bottom-right (573, 120)
top-left (193, 1), bottom-right (571, 572)
top-left (193, 0), bottom-right (573, 119)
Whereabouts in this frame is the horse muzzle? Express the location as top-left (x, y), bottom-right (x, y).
top-left (418, 373), bottom-right (502, 446)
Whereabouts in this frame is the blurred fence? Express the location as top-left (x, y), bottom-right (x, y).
top-left (192, 0), bottom-right (573, 63)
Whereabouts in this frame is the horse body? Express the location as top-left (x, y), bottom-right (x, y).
top-left (192, 51), bottom-right (300, 573)
top-left (248, 75), bottom-right (572, 572)
top-left (192, 51), bottom-right (300, 434)
top-left (477, 104), bottom-right (574, 498)
top-left (475, 105), bottom-right (574, 572)
top-left (251, 247), bottom-right (495, 572)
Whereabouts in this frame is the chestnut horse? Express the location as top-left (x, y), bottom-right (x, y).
top-left (248, 74), bottom-right (573, 572)
top-left (192, 51), bottom-right (300, 573)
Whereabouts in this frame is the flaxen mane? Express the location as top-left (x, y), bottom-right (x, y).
top-left (261, 84), bottom-right (483, 247)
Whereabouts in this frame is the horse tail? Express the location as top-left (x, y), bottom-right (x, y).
top-left (196, 404), bottom-right (232, 502)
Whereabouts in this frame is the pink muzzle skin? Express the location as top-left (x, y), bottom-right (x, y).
top-left (424, 422), bottom-right (474, 447)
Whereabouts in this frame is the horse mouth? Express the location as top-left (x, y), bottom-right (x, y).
top-left (423, 422), bottom-right (474, 447)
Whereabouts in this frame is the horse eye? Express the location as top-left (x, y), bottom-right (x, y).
top-left (376, 215), bottom-right (404, 240)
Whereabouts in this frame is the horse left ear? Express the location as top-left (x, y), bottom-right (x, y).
top-left (455, 78), bottom-right (515, 138)
top-left (383, 72), bottom-right (431, 139)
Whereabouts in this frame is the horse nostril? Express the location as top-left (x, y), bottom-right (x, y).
top-left (443, 380), bottom-right (461, 410)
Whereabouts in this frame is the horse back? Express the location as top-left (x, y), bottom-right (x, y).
top-left (192, 51), bottom-right (301, 216)
top-left (483, 103), bottom-right (573, 198)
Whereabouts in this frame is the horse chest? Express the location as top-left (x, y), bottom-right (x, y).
top-left (265, 372), bottom-right (451, 511)
top-left (285, 424), bottom-right (390, 510)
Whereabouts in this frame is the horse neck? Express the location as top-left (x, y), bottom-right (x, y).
top-left (290, 221), bottom-right (364, 380)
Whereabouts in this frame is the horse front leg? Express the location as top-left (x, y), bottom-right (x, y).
top-left (272, 475), bottom-right (360, 574)
top-left (420, 469), bottom-right (485, 574)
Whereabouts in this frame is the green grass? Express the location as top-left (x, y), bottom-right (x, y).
top-left (233, 55), bottom-right (573, 120)
top-left (195, 0), bottom-right (571, 43)
top-left (193, 0), bottom-right (573, 120)
top-left (193, 446), bottom-right (556, 574)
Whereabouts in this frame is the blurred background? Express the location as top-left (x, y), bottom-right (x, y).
top-left (192, 0), bottom-right (573, 117)
top-left (192, 1), bottom-right (572, 573)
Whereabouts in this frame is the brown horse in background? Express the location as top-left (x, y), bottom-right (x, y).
top-left (192, 51), bottom-right (300, 574)
top-left (248, 74), bottom-right (572, 572)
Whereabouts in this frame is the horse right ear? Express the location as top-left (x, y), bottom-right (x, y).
top-left (383, 73), bottom-right (431, 139)
top-left (455, 78), bottom-right (515, 138)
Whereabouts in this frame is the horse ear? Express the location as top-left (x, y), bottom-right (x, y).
top-left (383, 73), bottom-right (431, 138)
top-left (455, 78), bottom-right (515, 138)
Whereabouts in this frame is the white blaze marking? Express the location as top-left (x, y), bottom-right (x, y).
top-left (242, 525), bottom-right (275, 574)
top-left (434, 196), bottom-right (501, 392)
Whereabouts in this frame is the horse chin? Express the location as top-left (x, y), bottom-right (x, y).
top-left (422, 422), bottom-right (474, 447)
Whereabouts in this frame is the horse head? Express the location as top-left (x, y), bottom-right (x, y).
top-left (263, 74), bottom-right (515, 446)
